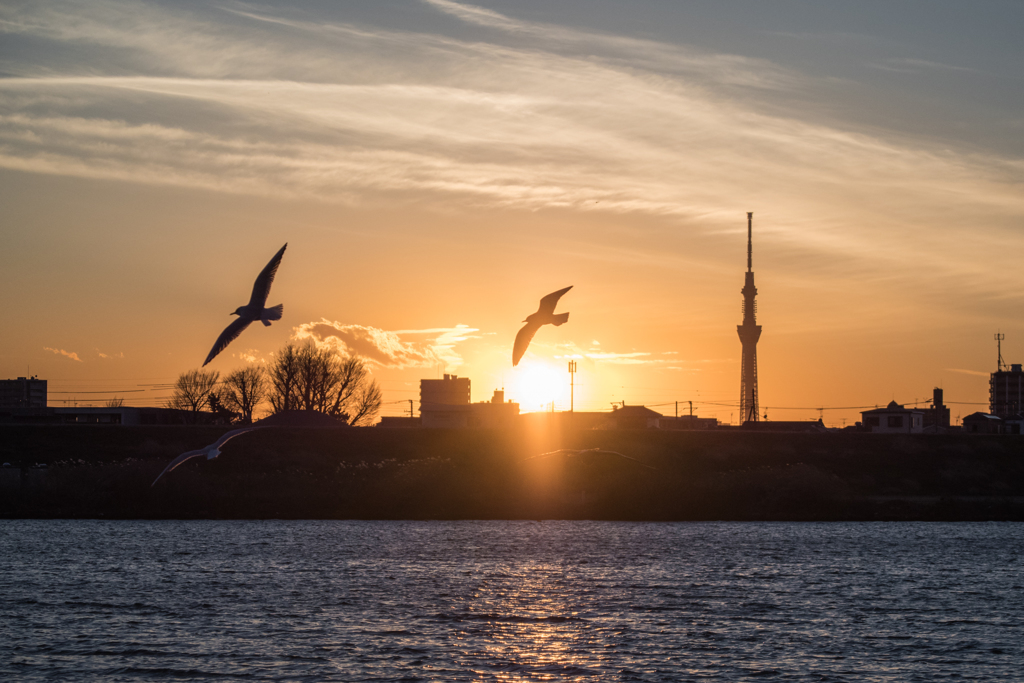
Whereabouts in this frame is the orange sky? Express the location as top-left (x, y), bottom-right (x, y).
top-left (1, 1), bottom-right (1022, 425)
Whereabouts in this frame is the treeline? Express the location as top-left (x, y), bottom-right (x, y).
top-left (166, 341), bottom-right (382, 425)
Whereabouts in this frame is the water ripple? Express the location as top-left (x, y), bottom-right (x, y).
top-left (1, 521), bottom-right (1022, 681)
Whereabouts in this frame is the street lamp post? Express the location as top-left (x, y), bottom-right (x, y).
top-left (568, 360), bottom-right (577, 413)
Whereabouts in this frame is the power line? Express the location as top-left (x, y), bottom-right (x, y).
top-left (48, 389), bottom-right (147, 394)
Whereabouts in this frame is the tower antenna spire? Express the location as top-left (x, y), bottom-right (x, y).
top-left (996, 331), bottom-right (1006, 372)
top-left (747, 211), bottom-right (753, 272)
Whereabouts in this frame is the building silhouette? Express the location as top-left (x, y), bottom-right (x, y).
top-left (990, 364), bottom-right (1024, 418)
top-left (923, 387), bottom-right (950, 431)
top-left (419, 374), bottom-right (472, 428)
top-left (417, 374), bottom-right (518, 428)
top-left (0, 376), bottom-right (46, 409)
top-left (861, 401), bottom-right (925, 434)
top-left (737, 212), bottom-right (761, 423)
top-left (608, 404), bottom-right (662, 429)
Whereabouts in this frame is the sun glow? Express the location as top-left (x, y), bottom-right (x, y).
top-left (509, 361), bottom-right (569, 412)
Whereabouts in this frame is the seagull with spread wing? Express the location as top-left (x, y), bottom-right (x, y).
top-left (525, 448), bottom-right (656, 470)
top-left (151, 426), bottom-right (264, 487)
top-left (512, 285), bottom-right (572, 367)
top-left (203, 243), bottom-right (287, 366)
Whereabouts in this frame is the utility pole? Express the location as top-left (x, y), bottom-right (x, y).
top-left (408, 399), bottom-right (414, 418)
top-left (568, 360), bottom-right (577, 413)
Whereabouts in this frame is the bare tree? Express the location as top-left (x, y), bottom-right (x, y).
top-left (104, 397), bottom-right (125, 408)
top-left (167, 368), bottom-right (220, 422)
top-left (347, 378), bottom-right (383, 427)
top-left (268, 342), bottom-right (382, 425)
top-left (221, 365), bottom-right (268, 424)
top-left (268, 344), bottom-right (300, 414)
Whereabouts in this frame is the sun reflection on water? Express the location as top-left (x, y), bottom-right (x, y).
top-left (445, 563), bottom-right (606, 680)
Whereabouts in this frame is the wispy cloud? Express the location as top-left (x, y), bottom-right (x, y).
top-left (0, 0), bottom-right (1021, 296)
top-left (870, 57), bottom-right (975, 74)
top-left (946, 368), bottom-right (990, 377)
top-left (44, 347), bottom-right (81, 362)
top-left (584, 352), bottom-right (653, 365)
top-left (556, 344), bottom-right (701, 366)
top-left (293, 320), bottom-right (479, 369)
top-left (96, 349), bottom-right (123, 359)
top-left (420, 0), bottom-right (798, 89)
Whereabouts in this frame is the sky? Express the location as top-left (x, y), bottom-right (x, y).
top-left (1, 0), bottom-right (1023, 425)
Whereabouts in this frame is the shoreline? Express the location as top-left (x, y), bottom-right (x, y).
top-left (3, 426), bottom-right (1024, 521)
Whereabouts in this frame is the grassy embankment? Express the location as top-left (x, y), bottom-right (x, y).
top-left (2, 425), bottom-right (1024, 520)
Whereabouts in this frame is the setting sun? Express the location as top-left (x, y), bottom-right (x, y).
top-left (509, 361), bottom-right (569, 412)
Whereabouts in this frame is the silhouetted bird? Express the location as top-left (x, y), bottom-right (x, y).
top-left (513, 285), bottom-right (572, 366)
top-left (203, 243), bottom-right (287, 366)
top-left (151, 426), bottom-right (264, 486)
top-left (525, 448), bottom-right (656, 470)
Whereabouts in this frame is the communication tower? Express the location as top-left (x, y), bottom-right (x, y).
top-left (737, 212), bottom-right (762, 423)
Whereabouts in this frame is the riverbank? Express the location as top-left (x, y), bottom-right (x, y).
top-left (2, 426), bottom-right (1023, 520)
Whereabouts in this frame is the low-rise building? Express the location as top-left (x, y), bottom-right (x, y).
top-left (961, 412), bottom-right (1024, 435)
top-left (860, 401), bottom-right (924, 434)
top-left (377, 416), bottom-right (421, 428)
top-left (1004, 415), bottom-right (1024, 435)
top-left (962, 412), bottom-right (1003, 434)
top-left (467, 389), bottom-right (519, 429)
top-left (741, 419), bottom-right (827, 433)
top-left (54, 406), bottom-right (212, 425)
top-left (658, 415), bottom-right (718, 430)
top-left (608, 404), bottom-right (662, 429)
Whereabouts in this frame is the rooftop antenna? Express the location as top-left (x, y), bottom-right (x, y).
top-left (995, 332), bottom-right (1005, 372)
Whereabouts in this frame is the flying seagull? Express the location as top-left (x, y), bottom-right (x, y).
top-left (203, 243), bottom-right (287, 366)
top-left (151, 426), bottom-right (264, 487)
top-left (512, 285), bottom-right (572, 367)
top-left (525, 448), bottom-right (657, 470)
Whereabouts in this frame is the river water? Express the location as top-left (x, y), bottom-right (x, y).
top-left (1, 521), bottom-right (1021, 681)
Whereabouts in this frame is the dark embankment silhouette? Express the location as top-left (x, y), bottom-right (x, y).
top-left (2, 425), bottom-right (1024, 520)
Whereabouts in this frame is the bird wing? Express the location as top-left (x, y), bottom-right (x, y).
top-left (203, 317), bottom-right (252, 366)
top-left (512, 321), bottom-right (540, 367)
top-left (151, 450), bottom-right (206, 487)
top-left (522, 449), bottom-right (572, 461)
top-left (212, 425), bottom-right (264, 448)
top-left (537, 285), bottom-right (572, 316)
top-left (247, 243), bottom-right (287, 308)
top-left (592, 449), bottom-right (657, 470)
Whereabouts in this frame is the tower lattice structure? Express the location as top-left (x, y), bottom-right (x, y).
top-left (737, 212), bottom-right (762, 423)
